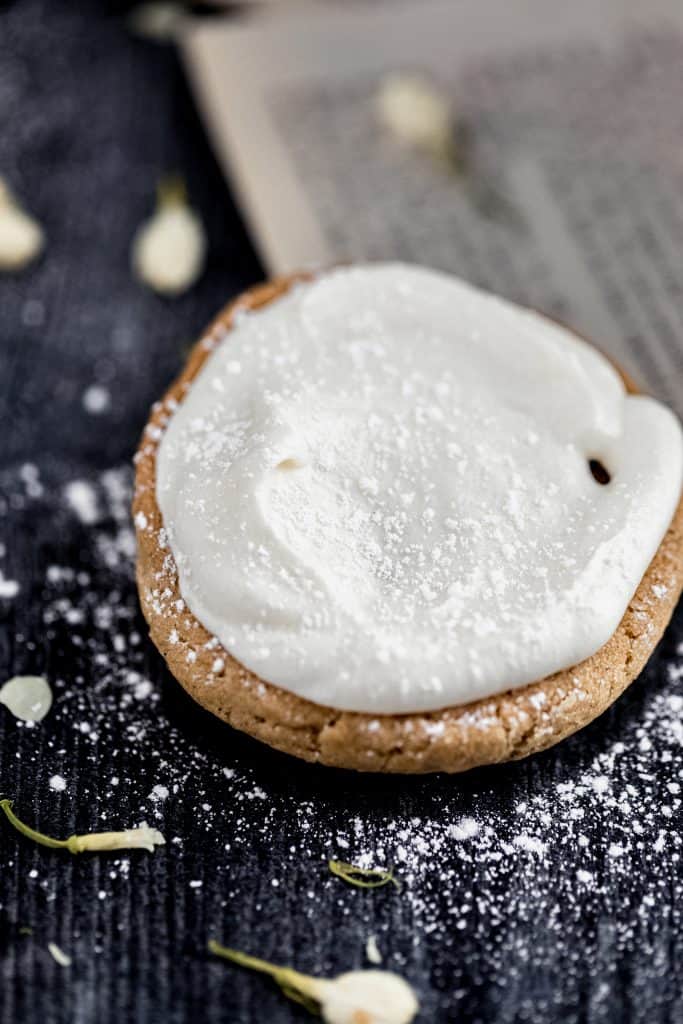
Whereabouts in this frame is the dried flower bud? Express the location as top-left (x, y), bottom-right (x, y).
top-left (0, 178), bottom-right (45, 271)
top-left (132, 177), bottom-right (206, 296)
top-left (69, 824), bottom-right (165, 853)
top-left (376, 73), bottom-right (454, 161)
top-left (0, 675), bottom-right (53, 722)
top-left (319, 970), bottom-right (419, 1024)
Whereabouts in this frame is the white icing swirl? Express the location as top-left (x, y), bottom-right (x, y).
top-left (156, 264), bottom-right (683, 713)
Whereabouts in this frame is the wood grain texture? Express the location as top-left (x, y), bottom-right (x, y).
top-left (1, 4), bottom-right (683, 1024)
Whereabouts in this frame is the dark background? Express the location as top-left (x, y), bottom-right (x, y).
top-left (1, 3), bottom-right (683, 1023)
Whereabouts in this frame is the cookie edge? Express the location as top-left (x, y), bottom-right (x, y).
top-left (133, 273), bottom-right (683, 773)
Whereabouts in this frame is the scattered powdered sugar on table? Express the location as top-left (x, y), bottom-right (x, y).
top-left (2, 458), bottom-right (683, 1005)
top-left (63, 479), bottom-right (100, 526)
top-left (82, 385), bottom-right (111, 415)
top-left (0, 571), bottom-right (20, 599)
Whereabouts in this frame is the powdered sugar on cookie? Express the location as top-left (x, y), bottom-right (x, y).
top-left (154, 264), bottom-right (683, 713)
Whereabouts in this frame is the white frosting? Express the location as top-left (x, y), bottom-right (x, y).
top-left (156, 263), bottom-right (683, 714)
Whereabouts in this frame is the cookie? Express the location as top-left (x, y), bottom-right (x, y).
top-left (133, 271), bottom-right (683, 773)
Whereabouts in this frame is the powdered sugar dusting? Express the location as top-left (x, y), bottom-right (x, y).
top-left (1, 456), bottom-right (683, 1019)
top-left (82, 385), bottom-right (111, 415)
top-left (0, 573), bottom-right (20, 599)
top-left (64, 479), bottom-right (100, 525)
top-left (155, 264), bottom-right (683, 713)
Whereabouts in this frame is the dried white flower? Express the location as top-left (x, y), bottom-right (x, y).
top-left (71, 824), bottom-right (165, 853)
top-left (0, 178), bottom-right (45, 271)
top-left (0, 675), bottom-right (53, 722)
top-left (208, 942), bottom-right (419, 1024)
top-left (47, 943), bottom-right (72, 967)
top-left (1, 800), bottom-right (166, 855)
top-left (366, 934), bottom-right (382, 965)
top-left (132, 178), bottom-right (206, 296)
top-left (318, 970), bottom-right (419, 1024)
top-left (375, 73), bottom-right (453, 159)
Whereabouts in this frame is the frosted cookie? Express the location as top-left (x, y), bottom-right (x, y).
top-left (133, 264), bottom-right (683, 773)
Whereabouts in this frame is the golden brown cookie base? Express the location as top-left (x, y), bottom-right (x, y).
top-left (133, 275), bottom-right (683, 773)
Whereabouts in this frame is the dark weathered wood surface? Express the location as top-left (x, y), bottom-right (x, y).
top-left (1, 3), bottom-right (683, 1023)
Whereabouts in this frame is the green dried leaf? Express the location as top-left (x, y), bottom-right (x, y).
top-left (328, 860), bottom-right (401, 890)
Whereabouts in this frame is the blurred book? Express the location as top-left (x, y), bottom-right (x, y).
top-left (181, 0), bottom-right (683, 411)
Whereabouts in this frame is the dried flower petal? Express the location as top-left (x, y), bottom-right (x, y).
top-left (0, 178), bottom-right (44, 271)
top-left (47, 942), bottom-right (72, 967)
top-left (0, 675), bottom-right (53, 722)
top-left (131, 177), bottom-right (206, 296)
top-left (375, 73), bottom-right (453, 159)
top-left (71, 824), bottom-right (165, 853)
top-left (366, 934), bottom-right (382, 965)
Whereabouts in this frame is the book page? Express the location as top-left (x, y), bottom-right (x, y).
top-left (182, 0), bottom-right (683, 411)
